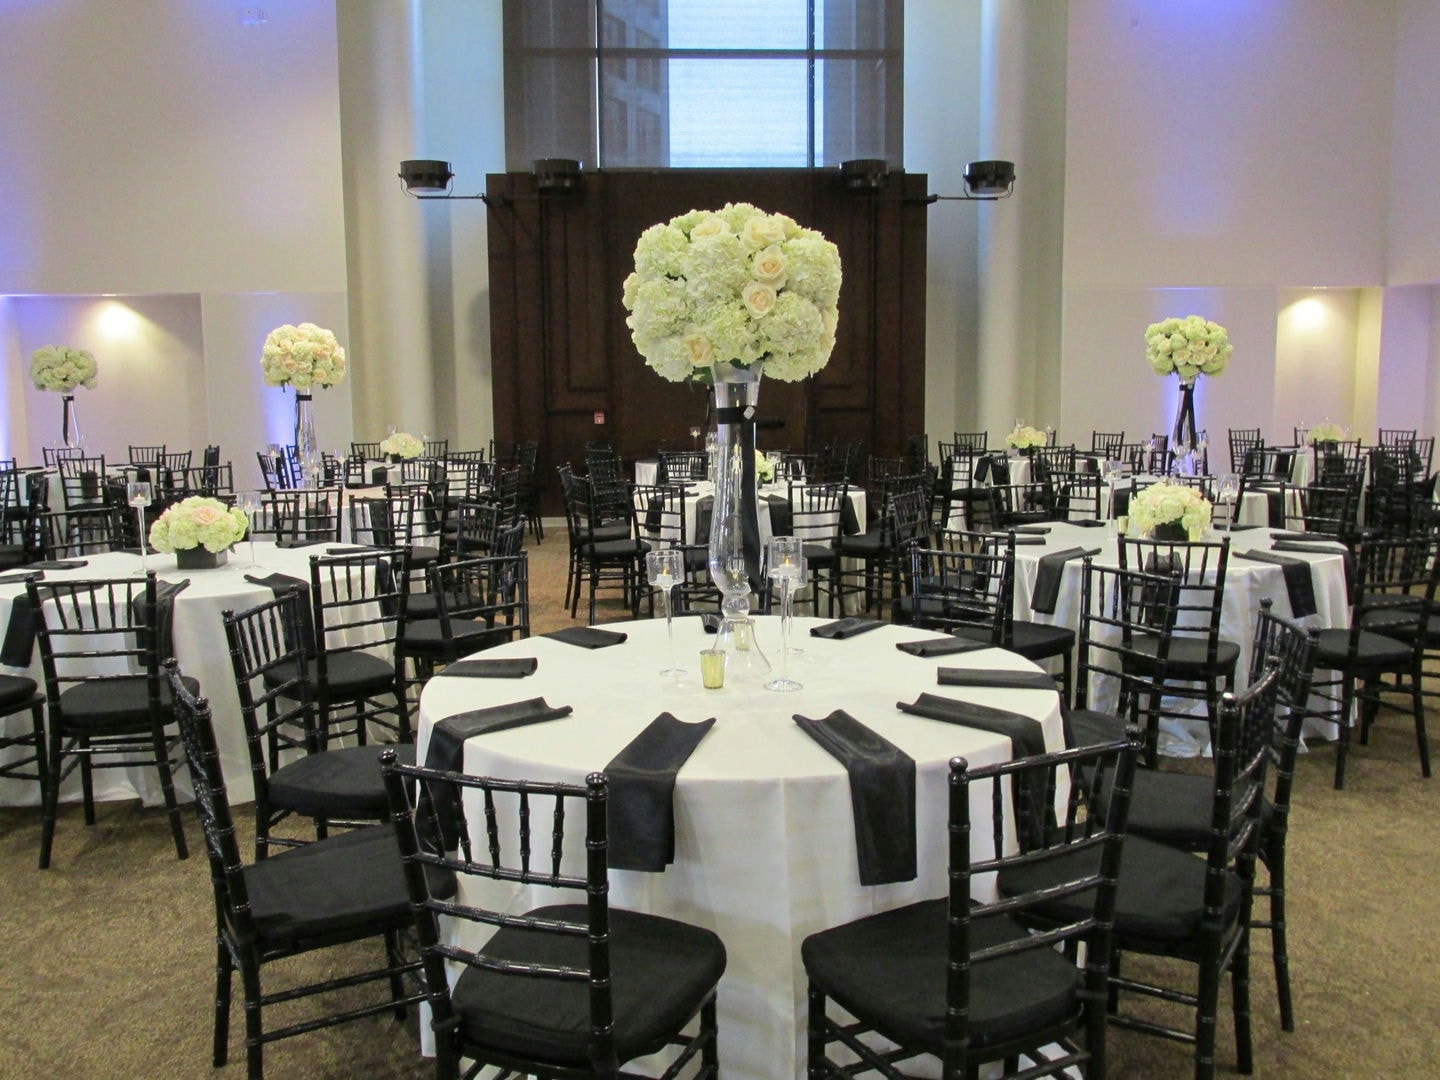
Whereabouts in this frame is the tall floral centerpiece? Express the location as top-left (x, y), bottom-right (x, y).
top-left (1144, 315), bottom-right (1231, 473)
top-left (30, 345), bottom-right (98, 448)
top-left (261, 323), bottom-right (347, 483)
top-left (149, 496), bottom-right (250, 569)
top-left (623, 202), bottom-right (841, 677)
top-left (1005, 424), bottom-right (1049, 452)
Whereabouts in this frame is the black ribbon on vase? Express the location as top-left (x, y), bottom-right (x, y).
top-left (1172, 379), bottom-right (1199, 457)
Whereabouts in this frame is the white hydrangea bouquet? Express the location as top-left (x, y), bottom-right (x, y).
top-left (621, 202), bottom-right (842, 382)
top-left (260, 323), bottom-right (347, 390)
top-left (149, 496), bottom-right (249, 553)
top-left (380, 431), bottom-right (424, 459)
top-left (1144, 315), bottom-right (1232, 381)
top-left (1306, 420), bottom-right (1348, 444)
top-left (1005, 424), bottom-right (1049, 450)
top-left (755, 449), bottom-right (776, 483)
top-left (30, 345), bottom-right (98, 392)
top-left (1129, 481), bottom-right (1213, 539)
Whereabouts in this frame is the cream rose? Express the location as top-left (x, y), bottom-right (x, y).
top-left (690, 216), bottom-right (728, 239)
top-left (751, 245), bottom-right (788, 288)
top-left (742, 282), bottom-right (777, 318)
top-left (742, 214), bottom-right (787, 248)
top-left (682, 330), bottom-right (714, 368)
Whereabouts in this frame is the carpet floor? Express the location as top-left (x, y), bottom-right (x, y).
top-left (1, 534), bottom-right (1436, 1078)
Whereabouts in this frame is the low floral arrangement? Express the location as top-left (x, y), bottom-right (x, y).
top-left (30, 345), bottom-right (98, 392)
top-left (1306, 420), bottom-right (1349, 445)
top-left (1129, 481), bottom-right (1213, 539)
top-left (261, 323), bottom-right (347, 390)
top-left (380, 431), bottom-right (424, 459)
top-left (1005, 424), bottom-right (1049, 450)
top-left (149, 496), bottom-right (249, 553)
top-left (1144, 315), bottom-right (1232, 381)
top-left (622, 202), bottom-right (842, 383)
top-left (755, 449), bottom-right (775, 483)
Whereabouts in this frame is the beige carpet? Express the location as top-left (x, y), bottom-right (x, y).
top-left (1, 534), bottom-right (1437, 1078)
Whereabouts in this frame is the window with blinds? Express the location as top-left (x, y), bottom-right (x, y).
top-left (503, 0), bottom-right (903, 171)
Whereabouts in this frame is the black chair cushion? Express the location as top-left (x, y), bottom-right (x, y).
top-left (400, 619), bottom-right (513, 656)
top-left (587, 537), bottom-right (643, 560)
top-left (1007, 620), bottom-right (1075, 658)
top-left (1065, 707), bottom-right (1125, 748)
top-left (801, 898), bottom-right (1081, 1053)
top-left (405, 590), bottom-right (467, 620)
top-left (801, 543), bottom-right (837, 568)
top-left (57, 673), bottom-right (200, 731)
top-left (1314, 627), bottom-right (1413, 669)
top-left (998, 834), bottom-right (1243, 945)
top-left (1131, 635), bottom-right (1242, 677)
top-left (265, 651), bottom-right (397, 700)
top-left (837, 531), bottom-right (885, 557)
top-left (1112, 768), bottom-right (1214, 848)
top-left (242, 825), bottom-right (415, 945)
top-left (449, 903), bottom-right (726, 1067)
top-left (267, 743), bottom-right (416, 818)
top-left (0, 674), bottom-right (39, 710)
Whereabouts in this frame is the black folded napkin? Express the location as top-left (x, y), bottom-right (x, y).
top-left (684, 611), bottom-right (724, 633)
top-left (371, 466), bottom-right (389, 485)
top-left (794, 710), bottom-right (916, 886)
top-left (0, 571), bottom-right (43, 587)
top-left (324, 544), bottom-right (386, 554)
top-left (440, 657), bottom-right (537, 679)
top-left (1272, 539), bottom-right (1348, 554)
top-left (895, 636), bottom-right (994, 658)
top-left (763, 494), bottom-right (794, 537)
top-left (936, 668), bottom-right (1059, 692)
top-left (1227, 523), bottom-right (1264, 532)
top-left (1232, 550), bottom-right (1318, 618)
top-left (810, 616), bottom-right (886, 640)
top-left (1010, 535), bottom-right (1049, 546)
top-left (605, 712), bottom-right (716, 872)
top-left (840, 497), bottom-right (862, 536)
top-left (544, 626), bottom-right (628, 649)
top-left (424, 697), bottom-right (575, 772)
top-left (275, 537), bottom-right (328, 549)
top-left (30, 560), bottom-right (87, 570)
top-left (245, 572), bottom-right (317, 655)
top-left (897, 692), bottom-right (1053, 834)
top-left (1011, 525), bottom-right (1051, 535)
top-left (643, 495), bottom-right (664, 534)
top-left (144, 578), bottom-right (190, 659)
top-left (424, 698), bottom-right (574, 848)
top-left (1268, 530), bottom-right (1320, 542)
top-left (1030, 546), bottom-right (1102, 615)
top-left (1070, 519), bottom-right (1108, 528)
top-left (1, 590), bottom-right (38, 667)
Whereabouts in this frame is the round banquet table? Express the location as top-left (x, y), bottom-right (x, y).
top-left (416, 614), bottom-right (1067, 1080)
top-left (0, 539), bottom-right (383, 808)
top-left (1008, 521), bottom-right (1352, 753)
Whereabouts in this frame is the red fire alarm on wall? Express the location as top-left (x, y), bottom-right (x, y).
top-left (593, 411), bottom-right (605, 425)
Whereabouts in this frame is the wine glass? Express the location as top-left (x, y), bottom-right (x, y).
top-left (646, 548), bottom-right (685, 677)
top-left (126, 481), bottom-right (153, 572)
top-left (1216, 473), bottom-right (1241, 533)
top-left (765, 536), bottom-right (804, 692)
top-left (236, 490), bottom-right (263, 568)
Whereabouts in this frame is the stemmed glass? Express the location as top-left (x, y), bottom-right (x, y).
top-left (126, 481), bottom-right (152, 572)
top-left (1216, 473), bottom-right (1241, 533)
top-left (646, 548), bottom-right (686, 677)
top-left (765, 536), bottom-right (805, 692)
top-left (1101, 459), bottom-right (1123, 521)
top-left (689, 425), bottom-right (702, 450)
top-left (236, 490), bottom-right (263, 568)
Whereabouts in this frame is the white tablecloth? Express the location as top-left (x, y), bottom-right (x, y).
top-left (0, 540), bottom-right (386, 807)
top-left (416, 615), bottom-right (1066, 1079)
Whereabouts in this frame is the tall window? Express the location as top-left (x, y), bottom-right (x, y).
top-left (504, 0), bottom-right (903, 170)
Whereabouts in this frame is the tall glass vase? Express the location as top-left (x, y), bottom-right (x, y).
top-left (294, 392), bottom-right (319, 486)
top-left (708, 361), bottom-right (770, 680)
top-left (1171, 377), bottom-right (1199, 475)
top-left (61, 393), bottom-right (81, 448)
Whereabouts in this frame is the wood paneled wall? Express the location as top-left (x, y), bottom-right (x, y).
top-left (486, 168), bottom-right (929, 507)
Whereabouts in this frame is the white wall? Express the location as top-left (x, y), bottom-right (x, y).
top-left (1387, 0), bottom-right (1440, 286)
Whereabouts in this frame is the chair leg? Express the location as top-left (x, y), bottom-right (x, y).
top-left (1193, 949), bottom-right (1223, 1080)
top-left (385, 930), bottom-right (408, 1020)
top-left (1411, 663), bottom-right (1431, 778)
top-left (152, 725), bottom-right (189, 861)
top-left (1267, 855), bottom-right (1295, 1032)
top-left (80, 737), bottom-right (96, 825)
top-left (806, 982), bottom-right (829, 1077)
top-left (38, 723), bottom-right (63, 870)
top-left (241, 959), bottom-right (265, 1080)
top-left (214, 942), bottom-right (233, 1066)
top-left (1334, 675), bottom-right (1356, 790)
top-left (1233, 927), bottom-right (1255, 1075)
